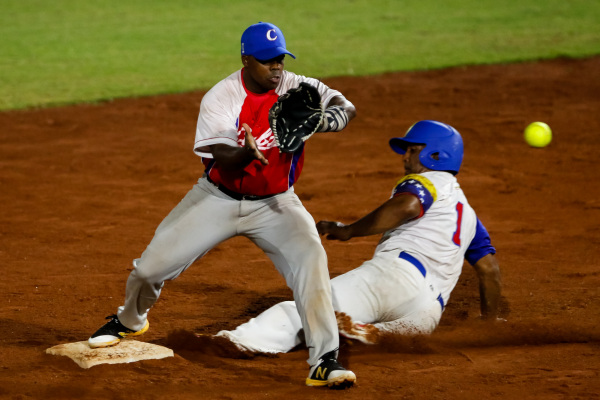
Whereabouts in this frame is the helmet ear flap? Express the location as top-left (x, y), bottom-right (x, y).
top-left (419, 142), bottom-right (462, 175)
top-left (435, 150), bottom-right (453, 163)
top-left (419, 148), bottom-right (440, 170)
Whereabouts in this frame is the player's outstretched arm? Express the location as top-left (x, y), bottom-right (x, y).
top-left (210, 123), bottom-right (268, 171)
top-left (316, 194), bottom-right (421, 241)
top-left (472, 253), bottom-right (502, 321)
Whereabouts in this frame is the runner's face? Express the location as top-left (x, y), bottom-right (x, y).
top-left (403, 144), bottom-right (427, 174)
top-left (242, 55), bottom-right (285, 93)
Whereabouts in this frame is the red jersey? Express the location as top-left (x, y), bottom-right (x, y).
top-left (194, 69), bottom-right (342, 196)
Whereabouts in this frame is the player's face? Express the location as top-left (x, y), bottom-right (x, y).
top-left (403, 144), bottom-right (427, 174)
top-left (242, 55), bottom-right (285, 94)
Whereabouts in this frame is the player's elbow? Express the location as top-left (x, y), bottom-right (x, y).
top-left (344, 104), bottom-right (357, 121)
top-left (327, 96), bottom-right (356, 121)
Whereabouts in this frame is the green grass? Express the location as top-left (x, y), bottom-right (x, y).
top-left (1, 0), bottom-right (599, 110)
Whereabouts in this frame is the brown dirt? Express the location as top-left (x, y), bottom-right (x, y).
top-left (1, 56), bottom-right (599, 399)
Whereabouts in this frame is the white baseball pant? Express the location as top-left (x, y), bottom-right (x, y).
top-left (115, 177), bottom-right (339, 366)
top-left (217, 252), bottom-right (443, 353)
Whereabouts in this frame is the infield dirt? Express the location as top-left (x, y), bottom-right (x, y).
top-left (1, 56), bottom-right (599, 399)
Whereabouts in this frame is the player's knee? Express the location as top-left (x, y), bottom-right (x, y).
top-left (282, 238), bottom-right (329, 291)
top-left (300, 239), bottom-right (327, 268)
top-left (296, 287), bottom-right (335, 325)
top-left (419, 310), bottom-right (441, 335)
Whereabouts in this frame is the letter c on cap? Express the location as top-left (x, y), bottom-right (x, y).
top-left (266, 29), bottom-right (277, 41)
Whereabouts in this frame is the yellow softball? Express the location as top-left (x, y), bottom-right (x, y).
top-left (524, 122), bottom-right (552, 148)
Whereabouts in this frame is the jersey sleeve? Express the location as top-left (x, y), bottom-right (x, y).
top-left (279, 72), bottom-right (343, 110)
top-left (194, 75), bottom-right (244, 158)
top-left (391, 174), bottom-right (437, 217)
top-left (465, 217), bottom-right (496, 265)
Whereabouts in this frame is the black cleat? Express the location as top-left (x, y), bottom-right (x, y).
top-left (88, 314), bottom-right (149, 348)
top-left (306, 350), bottom-right (356, 389)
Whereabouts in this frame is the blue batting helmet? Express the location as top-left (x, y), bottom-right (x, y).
top-left (389, 120), bottom-right (464, 175)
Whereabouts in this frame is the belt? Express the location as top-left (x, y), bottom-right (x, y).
top-left (398, 251), bottom-right (427, 277)
top-left (398, 251), bottom-right (445, 310)
top-left (206, 174), bottom-right (280, 201)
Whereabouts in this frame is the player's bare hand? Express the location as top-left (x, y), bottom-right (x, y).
top-left (242, 123), bottom-right (268, 166)
top-left (316, 220), bottom-right (352, 241)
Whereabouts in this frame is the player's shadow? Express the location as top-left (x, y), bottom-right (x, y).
top-left (163, 329), bottom-right (273, 366)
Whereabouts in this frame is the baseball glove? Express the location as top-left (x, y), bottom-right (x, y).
top-left (269, 82), bottom-right (324, 153)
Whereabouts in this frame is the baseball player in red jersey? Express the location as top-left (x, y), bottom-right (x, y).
top-left (214, 121), bottom-right (503, 353)
top-left (88, 22), bottom-right (357, 388)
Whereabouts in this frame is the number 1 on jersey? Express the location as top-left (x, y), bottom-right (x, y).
top-left (452, 202), bottom-right (463, 246)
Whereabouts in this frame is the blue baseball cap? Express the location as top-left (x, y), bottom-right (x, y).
top-left (241, 22), bottom-right (296, 60)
